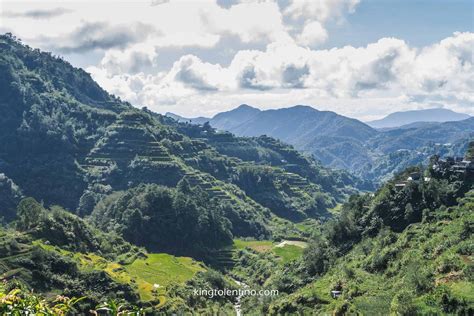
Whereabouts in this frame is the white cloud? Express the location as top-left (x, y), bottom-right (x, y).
top-left (5, 1), bottom-right (470, 121)
top-left (88, 32), bottom-right (474, 120)
top-left (297, 21), bottom-right (328, 46)
top-left (284, 0), bottom-right (360, 23)
top-left (201, 1), bottom-right (291, 43)
top-left (1, 0), bottom-right (291, 52)
top-left (99, 43), bottom-right (159, 75)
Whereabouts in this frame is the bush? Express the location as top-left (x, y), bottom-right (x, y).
top-left (390, 290), bottom-right (418, 315)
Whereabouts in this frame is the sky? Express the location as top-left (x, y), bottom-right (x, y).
top-left (0, 0), bottom-right (473, 121)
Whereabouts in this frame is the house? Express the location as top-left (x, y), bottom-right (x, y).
top-left (407, 172), bottom-right (421, 182)
top-left (395, 182), bottom-right (407, 189)
top-left (331, 290), bottom-right (342, 299)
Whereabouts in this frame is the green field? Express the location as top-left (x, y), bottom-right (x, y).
top-left (328, 203), bottom-right (343, 215)
top-left (124, 253), bottom-right (205, 301)
top-left (273, 245), bottom-right (305, 263)
top-left (33, 241), bottom-right (205, 303)
top-left (233, 239), bottom-right (307, 263)
top-left (233, 239), bottom-right (274, 252)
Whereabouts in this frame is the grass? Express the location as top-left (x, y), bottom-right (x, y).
top-left (273, 245), bottom-right (304, 263)
top-left (294, 219), bottom-right (319, 233)
top-left (233, 239), bottom-right (306, 264)
top-left (233, 239), bottom-right (273, 252)
top-left (328, 203), bottom-right (342, 215)
top-left (449, 281), bottom-right (474, 302)
top-left (33, 241), bottom-right (205, 303)
top-left (123, 254), bottom-right (205, 301)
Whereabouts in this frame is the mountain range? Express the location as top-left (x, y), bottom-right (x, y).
top-left (366, 108), bottom-right (471, 129)
top-left (0, 33), bottom-right (367, 234)
top-left (0, 34), bottom-right (473, 315)
top-left (168, 105), bottom-right (473, 183)
top-left (0, 33), bottom-right (369, 310)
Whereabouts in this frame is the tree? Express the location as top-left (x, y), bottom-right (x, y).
top-left (202, 121), bottom-right (213, 132)
top-left (16, 197), bottom-right (44, 230)
top-left (404, 203), bottom-right (414, 221)
top-left (466, 141), bottom-right (474, 160)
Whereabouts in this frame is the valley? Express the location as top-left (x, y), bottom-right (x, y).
top-left (0, 33), bottom-right (472, 315)
top-left (173, 104), bottom-right (473, 184)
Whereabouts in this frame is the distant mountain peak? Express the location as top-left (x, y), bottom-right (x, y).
top-left (367, 108), bottom-right (470, 129)
top-left (165, 112), bottom-right (210, 125)
top-left (234, 104), bottom-right (260, 111)
top-left (287, 105), bottom-right (317, 111)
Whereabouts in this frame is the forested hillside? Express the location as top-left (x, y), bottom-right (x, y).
top-left (0, 33), bottom-right (361, 238)
top-left (236, 145), bottom-right (474, 314)
top-left (0, 34), bottom-right (472, 315)
top-left (184, 104), bottom-right (474, 184)
top-left (0, 34), bottom-right (370, 313)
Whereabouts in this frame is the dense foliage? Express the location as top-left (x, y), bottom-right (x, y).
top-left (0, 33), bottom-right (359, 241)
top-left (235, 157), bottom-right (473, 314)
top-left (90, 183), bottom-right (235, 255)
top-left (0, 34), bottom-right (472, 315)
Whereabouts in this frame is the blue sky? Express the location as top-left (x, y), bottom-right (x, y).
top-left (325, 0), bottom-right (473, 48)
top-left (1, 0), bottom-right (472, 120)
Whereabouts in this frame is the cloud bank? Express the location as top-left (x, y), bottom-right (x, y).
top-left (88, 32), bottom-right (474, 119)
top-left (1, 0), bottom-right (472, 120)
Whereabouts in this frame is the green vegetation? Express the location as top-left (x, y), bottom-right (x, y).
top-left (0, 33), bottom-right (358, 242)
top-left (0, 287), bottom-right (85, 315)
top-left (203, 104), bottom-right (473, 185)
top-left (239, 161), bottom-right (474, 315)
top-left (273, 244), bottom-right (304, 264)
top-left (90, 183), bottom-right (235, 255)
top-left (0, 34), bottom-right (472, 315)
top-left (233, 239), bottom-right (274, 253)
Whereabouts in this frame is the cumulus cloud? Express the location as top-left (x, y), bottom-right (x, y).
top-left (88, 32), bottom-right (474, 119)
top-left (286, 0), bottom-right (360, 51)
top-left (171, 55), bottom-right (223, 91)
top-left (284, 0), bottom-right (360, 22)
top-left (99, 43), bottom-right (159, 75)
top-left (297, 21), bottom-right (328, 46)
top-left (5, 1), bottom-right (468, 121)
top-left (201, 1), bottom-right (291, 43)
top-left (1, 1), bottom-right (287, 51)
top-left (1, 0), bottom-right (359, 55)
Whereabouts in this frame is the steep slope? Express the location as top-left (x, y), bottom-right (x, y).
top-left (0, 198), bottom-right (236, 314)
top-left (208, 105), bottom-right (378, 171)
top-left (0, 35), bottom-right (270, 242)
top-left (0, 35), bottom-right (364, 245)
top-left (237, 150), bottom-right (474, 315)
top-left (267, 192), bottom-right (474, 314)
top-left (200, 104), bottom-right (473, 183)
top-left (367, 108), bottom-right (471, 129)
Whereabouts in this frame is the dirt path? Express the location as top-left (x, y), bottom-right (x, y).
top-left (274, 240), bottom-right (308, 248)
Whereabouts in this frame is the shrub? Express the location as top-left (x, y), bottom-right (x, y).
top-left (390, 290), bottom-right (418, 315)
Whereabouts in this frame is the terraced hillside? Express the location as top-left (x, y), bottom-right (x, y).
top-left (0, 34), bottom-right (373, 313)
top-left (79, 111), bottom-right (183, 189)
top-left (0, 228), bottom-right (216, 311)
top-left (0, 230), bottom-right (139, 307)
top-left (0, 35), bottom-right (366, 238)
